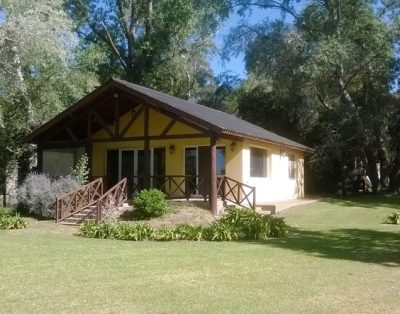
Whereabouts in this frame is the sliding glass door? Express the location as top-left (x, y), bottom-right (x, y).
top-left (107, 148), bottom-right (165, 196)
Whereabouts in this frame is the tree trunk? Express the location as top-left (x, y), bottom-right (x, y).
top-left (9, 43), bottom-right (34, 127)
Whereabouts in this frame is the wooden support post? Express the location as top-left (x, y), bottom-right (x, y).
top-left (144, 105), bottom-right (150, 189)
top-left (114, 93), bottom-right (120, 137)
top-left (86, 142), bottom-right (93, 179)
top-left (210, 135), bottom-right (218, 215)
top-left (37, 143), bottom-right (43, 172)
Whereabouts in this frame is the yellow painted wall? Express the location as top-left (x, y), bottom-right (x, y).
top-left (92, 107), bottom-right (202, 140)
top-left (90, 105), bottom-right (305, 203)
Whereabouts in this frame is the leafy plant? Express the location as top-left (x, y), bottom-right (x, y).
top-left (132, 189), bottom-right (169, 218)
top-left (152, 227), bottom-right (180, 241)
top-left (207, 221), bottom-right (241, 241)
top-left (17, 173), bottom-right (79, 219)
top-left (0, 213), bottom-right (27, 230)
top-left (175, 224), bottom-right (206, 241)
top-left (71, 154), bottom-right (90, 185)
top-left (219, 207), bottom-right (290, 240)
top-left (78, 207), bottom-right (290, 241)
top-left (384, 212), bottom-right (400, 225)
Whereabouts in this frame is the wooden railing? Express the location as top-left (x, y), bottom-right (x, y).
top-left (217, 176), bottom-right (256, 210)
top-left (131, 175), bottom-right (209, 200)
top-left (129, 175), bottom-right (255, 210)
top-left (55, 178), bottom-right (103, 222)
top-left (95, 178), bottom-right (127, 223)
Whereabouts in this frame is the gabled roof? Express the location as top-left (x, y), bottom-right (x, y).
top-left (27, 78), bottom-right (313, 152)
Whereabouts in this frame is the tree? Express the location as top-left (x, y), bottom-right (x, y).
top-left (0, 0), bottom-right (99, 204)
top-left (65, 0), bottom-right (231, 98)
top-left (225, 0), bottom-right (400, 192)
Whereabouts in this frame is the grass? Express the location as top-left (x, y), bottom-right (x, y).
top-left (1, 196), bottom-right (399, 313)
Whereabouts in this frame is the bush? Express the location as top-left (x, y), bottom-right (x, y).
top-left (384, 212), bottom-right (400, 225)
top-left (17, 173), bottom-right (79, 219)
top-left (0, 207), bottom-right (11, 216)
top-left (0, 213), bottom-right (27, 230)
top-left (132, 189), bottom-right (169, 218)
top-left (219, 207), bottom-right (290, 240)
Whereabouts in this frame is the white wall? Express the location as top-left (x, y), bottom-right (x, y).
top-left (240, 140), bottom-right (304, 203)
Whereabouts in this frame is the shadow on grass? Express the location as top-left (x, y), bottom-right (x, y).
top-left (261, 227), bottom-right (400, 267)
top-left (119, 209), bottom-right (149, 221)
top-left (321, 195), bottom-right (400, 210)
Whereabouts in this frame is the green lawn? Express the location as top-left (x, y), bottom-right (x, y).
top-left (1, 197), bottom-right (399, 313)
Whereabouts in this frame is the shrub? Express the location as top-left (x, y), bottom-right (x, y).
top-left (17, 173), bottom-right (79, 219)
top-left (132, 189), bottom-right (169, 218)
top-left (78, 208), bottom-right (290, 241)
top-left (384, 212), bottom-right (400, 225)
top-left (0, 213), bottom-right (27, 230)
top-left (0, 207), bottom-right (11, 216)
top-left (219, 207), bottom-right (290, 239)
top-left (71, 154), bottom-right (90, 185)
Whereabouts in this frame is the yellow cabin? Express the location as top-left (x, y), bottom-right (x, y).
top-left (27, 78), bottom-right (313, 215)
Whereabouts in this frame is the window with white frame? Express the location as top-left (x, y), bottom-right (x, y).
top-left (288, 154), bottom-right (296, 179)
top-left (250, 147), bottom-right (268, 177)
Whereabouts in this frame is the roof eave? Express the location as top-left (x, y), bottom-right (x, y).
top-left (221, 130), bottom-right (314, 153)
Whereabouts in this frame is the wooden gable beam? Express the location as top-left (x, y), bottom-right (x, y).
top-left (120, 105), bottom-right (144, 138)
top-left (65, 127), bottom-right (78, 141)
top-left (91, 110), bottom-right (115, 138)
top-left (160, 119), bottom-right (177, 136)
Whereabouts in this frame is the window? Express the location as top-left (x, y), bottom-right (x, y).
top-left (288, 154), bottom-right (296, 179)
top-left (43, 147), bottom-right (85, 177)
top-left (250, 147), bottom-right (267, 177)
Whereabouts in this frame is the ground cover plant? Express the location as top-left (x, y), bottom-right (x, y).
top-left (385, 211), bottom-right (400, 225)
top-left (0, 208), bottom-right (27, 230)
top-left (78, 208), bottom-right (290, 241)
top-left (1, 196), bottom-right (399, 313)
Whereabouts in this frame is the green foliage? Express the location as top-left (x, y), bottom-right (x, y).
top-left (384, 212), bottom-right (400, 225)
top-left (132, 189), bottom-right (169, 218)
top-left (79, 207), bottom-right (289, 241)
top-left (71, 154), bottom-right (90, 185)
top-left (207, 221), bottom-right (241, 241)
top-left (219, 207), bottom-right (290, 239)
top-left (174, 224), bottom-right (207, 241)
top-left (226, 0), bottom-right (400, 193)
top-left (0, 207), bottom-right (11, 216)
top-left (66, 0), bottom-right (231, 98)
top-left (0, 213), bottom-right (27, 230)
top-left (17, 173), bottom-right (79, 219)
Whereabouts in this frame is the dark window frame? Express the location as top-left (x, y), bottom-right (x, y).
top-left (250, 147), bottom-right (268, 178)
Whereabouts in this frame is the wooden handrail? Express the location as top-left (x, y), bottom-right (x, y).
top-left (218, 176), bottom-right (256, 210)
top-left (95, 178), bottom-right (127, 223)
top-left (55, 177), bottom-right (103, 222)
top-left (128, 175), bottom-right (256, 210)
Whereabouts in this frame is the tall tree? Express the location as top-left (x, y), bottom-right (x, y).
top-left (0, 0), bottom-right (99, 204)
top-left (226, 0), bottom-right (400, 192)
top-left (65, 0), bottom-right (231, 98)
